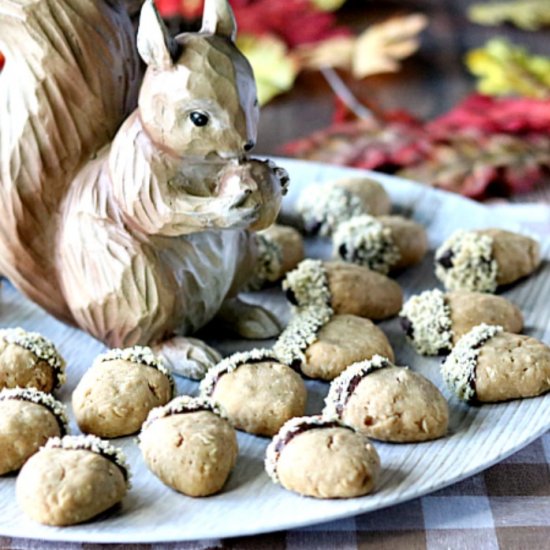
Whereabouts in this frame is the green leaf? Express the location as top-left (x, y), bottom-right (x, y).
top-left (465, 38), bottom-right (550, 98)
top-left (468, 0), bottom-right (550, 31)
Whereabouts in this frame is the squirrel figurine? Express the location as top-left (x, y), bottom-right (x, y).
top-left (0, 0), bottom-right (288, 376)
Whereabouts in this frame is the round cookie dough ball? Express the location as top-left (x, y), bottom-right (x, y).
top-left (140, 396), bottom-right (238, 497)
top-left (303, 315), bottom-right (394, 381)
top-left (73, 346), bottom-right (174, 438)
top-left (324, 356), bottom-right (448, 442)
top-left (400, 289), bottom-right (523, 356)
top-left (442, 324), bottom-right (550, 403)
top-left (334, 215), bottom-right (427, 274)
top-left (200, 350), bottom-right (307, 436)
top-left (0, 328), bottom-right (66, 392)
top-left (16, 435), bottom-right (129, 526)
top-left (296, 177), bottom-right (391, 236)
top-left (435, 229), bottom-right (540, 293)
top-left (284, 259), bottom-right (403, 321)
top-left (0, 388), bottom-right (68, 475)
top-left (266, 416), bottom-right (380, 498)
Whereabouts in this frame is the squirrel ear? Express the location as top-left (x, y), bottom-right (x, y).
top-left (137, 0), bottom-right (178, 68)
top-left (200, 0), bottom-right (237, 42)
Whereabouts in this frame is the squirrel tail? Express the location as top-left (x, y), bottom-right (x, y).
top-left (0, 0), bottom-right (144, 322)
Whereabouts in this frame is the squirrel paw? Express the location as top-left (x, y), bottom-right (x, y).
top-left (153, 336), bottom-right (222, 380)
top-left (218, 297), bottom-right (283, 339)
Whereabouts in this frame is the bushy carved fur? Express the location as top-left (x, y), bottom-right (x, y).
top-left (0, 0), bottom-right (285, 349)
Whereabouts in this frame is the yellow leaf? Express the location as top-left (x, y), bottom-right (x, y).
top-left (466, 39), bottom-right (550, 98)
top-left (468, 0), bottom-right (550, 31)
top-left (296, 14), bottom-right (428, 78)
top-left (352, 14), bottom-right (428, 78)
top-left (311, 0), bottom-right (347, 11)
top-left (237, 34), bottom-right (299, 105)
top-left (295, 36), bottom-right (355, 72)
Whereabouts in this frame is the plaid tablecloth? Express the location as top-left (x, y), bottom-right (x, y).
top-left (1, 203), bottom-right (549, 550)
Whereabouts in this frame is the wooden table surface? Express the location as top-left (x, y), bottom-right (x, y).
top-left (256, 0), bottom-right (550, 208)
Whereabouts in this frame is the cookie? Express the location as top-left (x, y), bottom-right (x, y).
top-left (441, 324), bottom-right (550, 403)
top-left (139, 396), bottom-right (238, 497)
top-left (283, 259), bottom-right (403, 321)
top-left (72, 346), bottom-right (174, 438)
top-left (334, 215), bottom-right (427, 274)
top-left (0, 328), bottom-right (66, 392)
top-left (324, 356), bottom-right (448, 442)
top-left (0, 388), bottom-right (68, 475)
top-left (400, 289), bottom-right (523, 356)
top-left (265, 416), bottom-right (380, 498)
top-left (200, 349), bottom-right (307, 436)
top-left (248, 225), bottom-right (305, 289)
top-left (16, 435), bottom-right (129, 526)
top-left (435, 229), bottom-right (540, 292)
top-left (296, 177), bottom-right (391, 236)
top-left (303, 314), bottom-right (388, 382)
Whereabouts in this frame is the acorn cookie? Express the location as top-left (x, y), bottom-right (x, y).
top-left (16, 435), bottom-right (129, 526)
top-left (274, 309), bottom-right (394, 381)
top-left (0, 388), bottom-right (68, 475)
top-left (140, 396), bottom-right (238, 497)
top-left (72, 346), bottom-right (174, 438)
top-left (248, 225), bottom-right (305, 289)
top-left (323, 356), bottom-right (448, 442)
top-left (435, 229), bottom-right (540, 292)
top-left (283, 259), bottom-right (403, 321)
top-left (334, 215), bottom-right (427, 274)
top-left (265, 415), bottom-right (380, 498)
top-left (200, 349), bottom-right (306, 436)
top-left (296, 177), bottom-right (391, 236)
top-left (0, 327), bottom-right (66, 392)
top-left (441, 324), bottom-right (550, 403)
top-left (400, 289), bottom-right (523, 356)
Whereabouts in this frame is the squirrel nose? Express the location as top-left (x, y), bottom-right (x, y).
top-left (243, 140), bottom-right (255, 152)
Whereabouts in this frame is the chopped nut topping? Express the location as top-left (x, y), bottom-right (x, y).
top-left (441, 323), bottom-right (503, 402)
top-left (333, 215), bottom-right (400, 274)
top-left (435, 230), bottom-right (498, 292)
top-left (400, 289), bottom-right (453, 355)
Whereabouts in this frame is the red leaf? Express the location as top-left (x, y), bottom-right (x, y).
top-left (156, 0), bottom-right (350, 48)
top-left (284, 93), bottom-right (550, 199)
top-left (0, 52), bottom-right (4, 71)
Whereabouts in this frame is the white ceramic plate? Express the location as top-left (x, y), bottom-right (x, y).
top-left (1, 158), bottom-right (549, 543)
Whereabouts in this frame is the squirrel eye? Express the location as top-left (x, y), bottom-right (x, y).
top-left (189, 111), bottom-right (209, 127)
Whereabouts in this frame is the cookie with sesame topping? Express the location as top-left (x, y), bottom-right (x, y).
top-left (72, 346), bottom-right (174, 438)
top-left (16, 435), bottom-right (129, 526)
top-left (323, 357), bottom-right (448, 442)
top-left (296, 177), bottom-right (391, 236)
top-left (400, 289), bottom-right (523, 356)
top-left (0, 388), bottom-right (68, 474)
top-left (247, 225), bottom-right (305, 290)
top-left (0, 328), bottom-right (66, 392)
top-left (140, 396), bottom-right (238, 497)
top-left (442, 324), bottom-right (550, 403)
top-left (283, 260), bottom-right (403, 321)
top-left (297, 314), bottom-right (395, 381)
top-left (265, 415), bottom-right (380, 498)
top-left (334, 215), bottom-right (427, 274)
top-left (200, 349), bottom-right (307, 436)
top-left (435, 229), bottom-right (540, 293)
